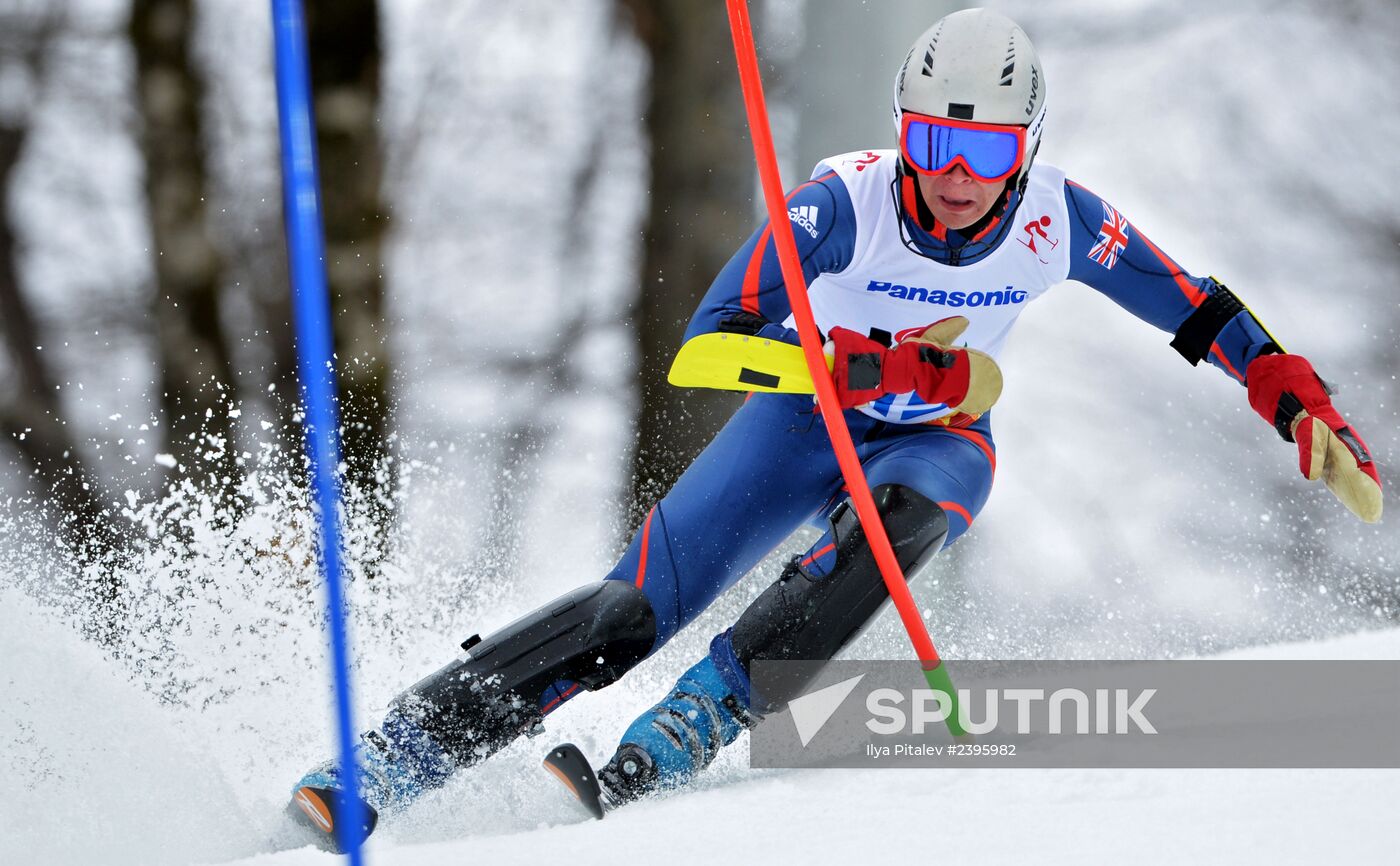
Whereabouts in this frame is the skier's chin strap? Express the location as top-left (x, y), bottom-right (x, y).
top-left (894, 158), bottom-right (1023, 264)
top-left (901, 169), bottom-right (1008, 239)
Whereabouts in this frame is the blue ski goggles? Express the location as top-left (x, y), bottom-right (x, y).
top-left (899, 112), bottom-right (1026, 184)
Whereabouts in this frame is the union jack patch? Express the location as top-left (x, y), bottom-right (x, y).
top-left (1088, 202), bottom-right (1130, 269)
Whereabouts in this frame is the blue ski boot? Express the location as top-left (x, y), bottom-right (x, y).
top-left (597, 634), bottom-right (754, 806)
top-left (288, 708), bottom-right (454, 851)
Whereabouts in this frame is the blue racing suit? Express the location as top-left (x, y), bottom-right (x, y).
top-left (589, 161), bottom-right (1274, 662)
top-left (548, 159), bottom-right (1279, 793)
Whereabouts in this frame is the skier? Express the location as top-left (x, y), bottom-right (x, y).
top-left (289, 7), bottom-right (1382, 845)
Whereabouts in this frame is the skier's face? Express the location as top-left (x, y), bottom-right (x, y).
top-left (917, 164), bottom-right (1003, 230)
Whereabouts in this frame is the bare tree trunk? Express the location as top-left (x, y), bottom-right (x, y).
top-left (305, 0), bottom-right (392, 514)
top-left (129, 0), bottom-right (239, 496)
top-left (0, 10), bottom-right (126, 631)
top-left (620, 0), bottom-right (753, 527)
top-left (0, 130), bottom-right (116, 548)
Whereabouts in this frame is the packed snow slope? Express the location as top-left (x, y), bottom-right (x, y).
top-left (3, 584), bottom-right (1393, 866)
top-left (224, 627), bottom-right (1400, 866)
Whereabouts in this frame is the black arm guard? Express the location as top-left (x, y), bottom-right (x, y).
top-left (1169, 278), bottom-right (1280, 366)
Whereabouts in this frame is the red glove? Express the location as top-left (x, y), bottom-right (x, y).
top-left (826, 326), bottom-right (971, 410)
top-left (1246, 352), bottom-right (1382, 523)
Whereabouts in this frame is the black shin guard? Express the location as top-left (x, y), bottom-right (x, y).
top-left (730, 484), bottom-right (948, 710)
top-left (393, 580), bottom-right (655, 766)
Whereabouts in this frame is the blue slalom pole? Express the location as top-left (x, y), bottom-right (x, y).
top-left (270, 0), bottom-right (367, 860)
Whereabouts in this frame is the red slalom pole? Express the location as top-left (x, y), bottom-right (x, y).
top-left (723, 0), bottom-right (966, 735)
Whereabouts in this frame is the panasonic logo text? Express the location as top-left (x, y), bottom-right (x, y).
top-left (866, 280), bottom-right (1028, 308)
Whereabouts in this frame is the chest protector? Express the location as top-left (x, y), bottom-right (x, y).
top-left (782, 150), bottom-right (1070, 424)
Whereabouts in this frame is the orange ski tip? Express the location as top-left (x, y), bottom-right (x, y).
top-left (543, 757), bottom-right (581, 798)
top-left (294, 787), bottom-right (334, 833)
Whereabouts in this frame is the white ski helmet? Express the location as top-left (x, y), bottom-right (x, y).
top-left (892, 8), bottom-right (1047, 192)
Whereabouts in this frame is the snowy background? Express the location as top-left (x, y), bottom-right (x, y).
top-left (1, 0), bottom-right (1396, 863)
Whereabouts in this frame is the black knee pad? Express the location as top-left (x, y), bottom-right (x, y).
top-left (730, 485), bottom-right (947, 706)
top-left (394, 580), bottom-right (655, 765)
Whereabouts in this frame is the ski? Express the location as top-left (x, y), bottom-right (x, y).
top-left (542, 743), bottom-right (607, 820)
